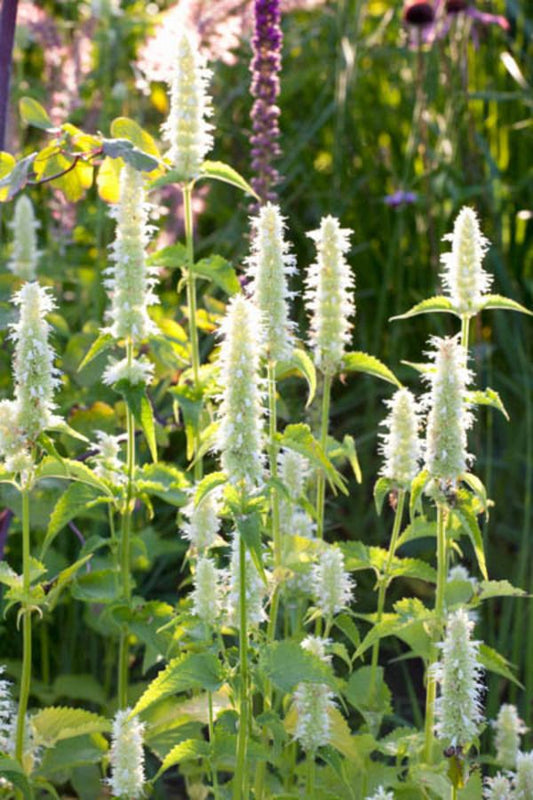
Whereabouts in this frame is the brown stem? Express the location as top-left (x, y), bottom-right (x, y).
top-left (0, 0), bottom-right (19, 150)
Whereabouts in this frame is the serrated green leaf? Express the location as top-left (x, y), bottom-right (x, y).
top-left (278, 423), bottom-right (348, 495)
top-left (374, 477), bottom-right (394, 515)
top-left (137, 463), bottom-right (188, 507)
top-left (153, 739), bottom-right (210, 781)
top-left (479, 294), bottom-right (532, 315)
top-left (31, 707), bottom-right (110, 748)
top-left (110, 117), bottom-right (162, 176)
top-left (397, 516), bottom-right (436, 548)
top-left (45, 555), bottom-right (93, 609)
top-left (37, 733), bottom-right (108, 775)
top-left (132, 653), bottom-right (224, 717)
top-left (236, 512), bottom-right (267, 585)
top-left (276, 348), bottom-right (317, 408)
top-left (459, 473), bottom-right (489, 512)
top-left (194, 472), bottom-right (226, 506)
top-left (19, 97), bottom-right (53, 130)
top-left (389, 556), bottom-right (437, 584)
top-left (198, 160), bottom-right (258, 197)
top-left (47, 420), bottom-right (89, 443)
top-left (71, 569), bottom-right (118, 603)
top-left (191, 254), bottom-right (241, 295)
top-left (171, 384), bottom-right (203, 461)
top-left (390, 296), bottom-right (455, 320)
top-left (409, 470), bottom-right (430, 519)
top-left (115, 380), bottom-right (157, 463)
top-left (260, 641), bottom-right (334, 693)
top-left (0, 153), bottom-right (36, 200)
top-left (477, 580), bottom-right (526, 601)
top-left (0, 756), bottom-right (34, 798)
top-left (43, 483), bottom-right (99, 555)
top-left (333, 613), bottom-right (361, 651)
top-left (77, 333), bottom-right (114, 372)
top-left (467, 388), bottom-right (510, 420)
top-left (345, 666), bottom-right (391, 730)
top-left (0, 152), bottom-right (16, 202)
top-left (102, 138), bottom-right (159, 172)
top-left (342, 351), bottom-right (401, 387)
top-left (36, 457), bottom-right (112, 496)
top-left (478, 643), bottom-right (522, 687)
top-left (147, 243), bottom-right (188, 269)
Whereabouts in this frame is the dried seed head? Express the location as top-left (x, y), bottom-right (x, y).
top-left (305, 216), bottom-right (355, 375)
top-left (162, 30), bottom-right (213, 181)
top-left (434, 608), bottom-right (484, 748)
top-left (440, 207), bottom-right (491, 313)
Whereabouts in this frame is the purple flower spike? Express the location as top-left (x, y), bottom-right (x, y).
top-left (384, 190), bottom-right (418, 208)
top-left (250, 0), bottom-right (283, 205)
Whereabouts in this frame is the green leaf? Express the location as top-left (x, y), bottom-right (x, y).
top-left (236, 512), bottom-right (267, 584)
top-left (77, 333), bottom-right (114, 372)
top-left (44, 556), bottom-right (93, 609)
top-left (194, 472), bottom-right (227, 506)
top-left (71, 569), bottom-right (118, 603)
top-left (341, 434), bottom-right (362, 484)
top-left (115, 380), bottom-right (157, 463)
top-left (132, 653), bottom-right (224, 717)
top-left (147, 243), bottom-right (188, 269)
top-left (137, 463), bottom-right (189, 507)
top-left (342, 352), bottom-right (401, 387)
top-left (260, 641), bottom-right (334, 694)
top-left (477, 580), bottom-right (526, 601)
top-left (19, 97), bottom-right (53, 130)
top-left (37, 733), bottom-right (108, 775)
top-left (0, 756), bottom-right (34, 798)
top-left (374, 477), bottom-right (394, 515)
top-left (36, 457), bottom-right (112, 496)
top-left (278, 423), bottom-right (348, 495)
top-left (409, 470), bottom-right (430, 519)
top-left (345, 666), bottom-right (391, 730)
top-left (31, 707), bottom-right (110, 748)
top-left (452, 497), bottom-right (488, 580)
top-left (47, 420), bottom-right (89, 443)
top-left (192, 255), bottom-right (241, 295)
top-left (171, 384), bottom-right (203, 461)
top-left (276, 348), bottom-right (317, 408)
top-left (390, 296), bottom-right (455, 320)
top-left (459, 473), bottom-right (489, 512)
top-left (153, 739), bottom-right (210, 781)
top-left (43, 483), bottom-right (99, 555)
top-left (479, 294), bottom-right (532, 315)
top-left (198, 161), bottom-right (258, 197)
top-left (389, 556), bottom-right (437, 583)
top-left (397, 516), bottom-right (437, 548)
top-left (467, 388), bottom-right (510, 421)
top-left (0, 153), bottom-right (37, 200)
top-left (102, 138), bottom-right (159, 172)
top-left (0, 151), bottom-right (16, 201)
top-left (479, 644), bottom-right (522, 687)
top-left (110, 117), bottom-right (162, 176)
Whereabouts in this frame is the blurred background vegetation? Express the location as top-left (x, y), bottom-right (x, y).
top-left (0, 0), bottom-right (531, 760)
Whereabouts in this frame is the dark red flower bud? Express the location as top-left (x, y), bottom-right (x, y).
top-left (403, 0), bottom-right (435, 26)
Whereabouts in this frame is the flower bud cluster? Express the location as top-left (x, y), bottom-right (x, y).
top-left (91, 432), bottom-right (126, 485)
top-left (305, 216), bottom-right (355, 375)
top-left (246, 203), bottom-right (295, 362)
top-left (441, 206), bottom-right (491, 313)
top-left (103, 164), bottom-right (158, 347)
top-left (278, 449), bottom-right (315, 540)
top-left (494, 704), bottom-right (527, 769)
top-left (0, 668), bottom-right (15, 754)
top-left (108, 709), bottom-right (146, 799)
top-left (379, 388), bottom-right (421, 489)
top-left (483, 773), bottom-right (513, 800)
top-left (8, 195), bottom-right (40, 281)
top-left (434, 608), bottom-right (484, 747)
top-left (293, 636), bottom-right (334, 753)
top-left (312, 545), bottom-right (354, 618)
top-left (181, 493), bottom-right (221, 552)
top-left (216, 296), bottom-right (264, 486)
top-left (422, 335), bottom-right (474, 484)
top-left (226, 533), bottom-right (267, 630)
top-left (162, 31), bottom-right (213, 181)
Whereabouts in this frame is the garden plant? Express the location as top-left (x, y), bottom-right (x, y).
top-left (0, 0), bottom-right (531, 798)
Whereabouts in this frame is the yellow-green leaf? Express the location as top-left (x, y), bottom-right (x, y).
top-left (19, 97), bottom-right (53, 130)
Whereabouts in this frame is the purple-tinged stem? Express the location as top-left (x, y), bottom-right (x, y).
top-left (0, 0), bottom-right (19, 151)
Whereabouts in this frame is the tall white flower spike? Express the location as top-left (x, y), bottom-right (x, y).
top-left (494, 703), bottom-right (528, 769)
top-left (246, 202), bottom-right (295, 363)
top-left (293, 636), bottom-right (335, 753)
top-left (305, 216), bottom-right (355, 375)
top-left (226, 533), bottom-right (266, 630)
top-left (108, 709), bottom-right (146, 799)
top-left (191, 556), bottom-right (222, 625)
top-left (434, 608), bottom-right (484, 748)
top-left (515, 751), bottom-right (533, 800)
top-left (217, 296), bottom-right (264, 486)
top-left (312, 546), bottom-right (354, 618)
top-left (8, 195), bottom-right (40, 281)
top-left (181, 493), bottom-right (220, 552)
top-left (422, 336), bottom-right (474, 485)
top-left (440, 207), bottom-right (491, 314)
top-left (379, 388), bottom-right (421, 489)
top-left (162, 30), bottom-right (214, 181)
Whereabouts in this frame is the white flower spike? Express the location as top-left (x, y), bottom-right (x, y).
top-left (181, 493), bottom-right (220, 552)
top-left (440, 207), bottom-right (491, 314)
top-left (494, 703), bottom-right (527, 769)
top-left (8, 195), bottom-right (40, 281)
top-left (108, 709), bottom-right (146, 800)
top-left (191, 556), bottom-right (222, 625)
top-left (515, 751), bottom-right (533, 800)
top-left (293, 637), bottom-right (334, 754)
top-left (379, 387), bottom-right (421, 489)
top-left (483, 773), bottom-right (513, 800)
top-left (305, 216), bottom-right (355, 375)
top-left (246, 202), bottom-right (296, 363)
top-left (312, 545), bottom-right (354, 618)
top-left (226, 533), bottom-right (266, 630)
top-left (162, 30), bottom-right (214, 181)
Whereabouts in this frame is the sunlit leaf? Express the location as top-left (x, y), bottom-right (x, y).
top-left (19, 96), bottom-right (54, 130)
top-left (390, 296), bottom-right (455, 320)
top-left (342, 352), bottom-right (401, 387)
top-left (197, 160), bottom-right (258, 197)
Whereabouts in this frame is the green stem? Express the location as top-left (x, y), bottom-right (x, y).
top-left (452, 785), bottom-right (458, 800)
top-left (369, 490), bottom-right (406, 695)
top-left (424, 503), bottom-right (448, 763)
top-left (118, 340), bottom-right (136, 709)
top-left (316, 372), bottom-right (333, 540)
top-left (460, 314), bottom-right (470, 353)
top-left (183, 181), bottom-right (202, 483)
top-left (208, 691), bottom-right (219, 799)
top-left (306, 753), bottom-right (316, 799)
top-left (233, 536), bottom-right (249, 800)
top-left (15, 489), bottom-right (32, 765)
top-left (267, 361), bottom-right (281, 568)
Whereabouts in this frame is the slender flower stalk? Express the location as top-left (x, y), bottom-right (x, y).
top-left (107, 710), bottom-right (146, 799)
top-left (433, 608), bottom-right (484, 747)
top-left (250, 0), bottom-right (283, 204)
top-left (8, 195), bottom-right (40, 281)
top-left (494, 704), bottom-right (527, 769)
top-left (305, 217), bottom-right (354, 539)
